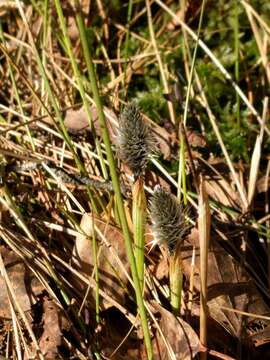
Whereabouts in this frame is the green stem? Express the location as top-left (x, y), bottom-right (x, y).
top-left (72, 5), bottom-right (153, 359)
top-left (169, 249), bottom-right (183, 316)
top-left (54, 0), bottom-right (108, 181)
top-left (132, 176), bottom-right (147, 291)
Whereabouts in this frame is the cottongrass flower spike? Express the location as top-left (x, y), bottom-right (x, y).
top-left (150, 186), bottom-right (190, 314)
top-left (150, 185), bottom-right (189, 253)
top-left (118, 102), bottom-right (156, 179)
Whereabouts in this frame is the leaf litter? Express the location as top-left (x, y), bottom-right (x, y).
top-left (1, 1), bottom-right (270, 359)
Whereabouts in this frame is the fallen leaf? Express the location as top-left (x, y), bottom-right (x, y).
top-left (249, 323), bottom-right (270, 347)
top-left (62, 1), bottom-right (90, 41)
top-left (154, 256), bottom-right (169, 281)
top-left (64, 106), bottom-right (90, 134)
top-left (145, 172), bottom-right (172, 192)
top-left (201, 160), bottom-right (241, 209)
top-left (152, 302), bottom-right (200, 360)
top-left (71, 213), bottom-right (129, 309)
top-left (181, 228), bottom-right (270, 342)
top-left (0, 246), bottom-right (43, 319)
top-left (99, 307), bottom-right (141, 360)
top-left (152, 125), bottom-right (176, 160)
top-left (64, 105), bottom-right (117, 141)
top-left (256, 175), bottom-right (269, 193)
top-left (39, 297), bottom-right (62, 359)
top-left (205, 176), bottom-right (240, 209)
top-left (186, 129), bottom-right (207, 148)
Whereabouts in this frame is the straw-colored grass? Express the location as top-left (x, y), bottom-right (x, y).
top-left (0, 1), bottom-right (270, 359)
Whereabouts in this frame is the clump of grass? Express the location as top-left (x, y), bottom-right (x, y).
top-left (2, 0), bottom-right (270, 358)
top-left (150, 185), bottom-right (190, 315)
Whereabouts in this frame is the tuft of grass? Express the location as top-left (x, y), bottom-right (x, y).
top-left (1, 0), bottom-right (270, 358)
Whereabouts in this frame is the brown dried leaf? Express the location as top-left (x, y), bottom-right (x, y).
top-left (257, 175), bottom-right (269, 193)
top-left (186, 129), bottom-right (207, 148)
top-left (63, 1), bottom-right (90, 41)
top-left (249, 324), bottom-right (270, 347)
top-left (64, 106), bottom-right (90, 134)
top-left (154, 256), bottom-right (169, 281)
top-left (39, 297), bottom-right (62, 359)
top-left (71, 213), bottom-right (129, 309)
top-left (152, 302), bottom-right (200, 360)
top-left (166, 9), bottom-right (184, 30)
top-left (182, 229), bottom-right (270, 341)
top-left (203, 159), bottom-right (243, 210)
top-left (64, 105), bottom-right (174, 162)
top-left (204, 175), bottom-right (240, 208)
top-left (0, 247), bottom-right (43, 319)
top-left (64, 105), bottom-right (117, 140)
top-left (152, 124), bottom-right (176, 160)
top-left (145, 171), bottom-right (171, 193)
top-left (99, 308), bottom-right (141, 360)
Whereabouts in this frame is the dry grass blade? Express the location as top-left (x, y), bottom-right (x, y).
top-left (0, 253), bottom-right (43, 359)
top-left (244, 3), bottom-right (270, 84)
top-left (169, 247), bottom-right (183, 315)
top-left (219, 306), bottom-right (270, 322)
top-left (154, 0), bottom-right (270, 136)
top-left (10, 303), bottom-right (23, 360)
top-left (248, 135), bottom-right (261, 207)
top-left (187, 246), bottom-right (196, 312)
top-left (240, 0), bottom-right (270, 36)
top-left (248, 97), bottom-right (268, 206)
top-left (1, 1), bottom-right (270, 358)
top-left (198, 176), bottom-right (211, 359)
top-left (192, 70), bottom-right (248, 209)
top-left (146, 0), bottom-right (176, 125)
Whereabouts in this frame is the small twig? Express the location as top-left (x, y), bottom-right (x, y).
top-left (5, 160), bottom-right (130, 197)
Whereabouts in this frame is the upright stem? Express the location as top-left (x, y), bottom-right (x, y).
top-left (72, 5), bottom-right (153, 357)
top-left (198, 177), bottom-right (210, 360)
top-left (123, 0), bottom-right (133, 96)
top-left (169, 247), bottom-right (183, 316)
top-left (234, 0), bottom-right (240, 128)
top-left (177, 0), bottom-right (206, 203)
top-left (132, 176), bottom-right (147, 291)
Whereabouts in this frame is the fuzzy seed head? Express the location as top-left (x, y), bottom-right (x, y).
top-left (117, 102), bottom-right (156, 178)
top-left (149, 186), bottom-right (190, 253)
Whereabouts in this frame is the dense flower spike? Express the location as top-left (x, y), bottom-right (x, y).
top-left (117, 102), bottom-right (156, 179)
top-left (149, 186), bottom-right (189, 253)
